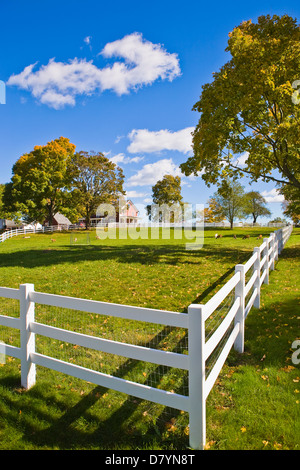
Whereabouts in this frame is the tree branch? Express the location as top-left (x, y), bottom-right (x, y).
top-left (225, 158), bottom-right (293, 186)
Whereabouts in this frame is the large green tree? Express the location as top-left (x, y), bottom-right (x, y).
top-left (0, 184), bottom-right (22, 223)
top-left (6, 137), bottom-right (76, 224)
top-left (72, 151), bottom-right (125, 229)
top-left (281, 185), bottom-right (300, 224)
top-left (146, 175), bottom-right (183, 222)
top-left (152, 175), bottom-right (182, 205)
top-left (243, 191), bottom-right (271, 224)
top-left (180, 15), bottom-right (300, 191)
top-left (213, 179), bottom-right (245, 228)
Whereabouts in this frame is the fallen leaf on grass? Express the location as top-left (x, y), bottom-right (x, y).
top-left (205, 440), bottom-right (216, 449)
top-left (281, 365), bottom-right (295, 372)
top-left (165, 417), bottom-right (177, 432)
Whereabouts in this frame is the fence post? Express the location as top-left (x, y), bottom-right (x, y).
top-left (253, 247), bottom-right (261, 308)
top-left (20, 283), bottom-right (36, 389)
top-left (281, 228), bottom-right (284, 252)
top-left (270, 234), bottom-right (275, 271)
top-left (274, 230), bottom-right (279, 261)
top-left (263, 238), bottom-right (269, 284)
top-left (188, 303), bottom-right (206, 450)
top-left (278, 229), bottom-right (283, 255)
top-left (234, 265), bottom-right (245, 353)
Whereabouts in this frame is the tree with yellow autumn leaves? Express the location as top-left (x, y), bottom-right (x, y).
top-left (180, 14), bottom-right (300, 207)
top-left (204, 197), bottom-right (225, 223)
top-left (3, 137), bottom-right (124, 226)
top-left (4, 137), bottom-right (76, 225)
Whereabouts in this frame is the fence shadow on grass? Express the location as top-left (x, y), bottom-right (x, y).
top-left (190, 265), bottom-right (236, 304)
top-left (0, 323), bottom-right (190, 449)
top-left (243, 296), bottom-right (300, 366)
top-left (276, 243), bottom-right (300, 260)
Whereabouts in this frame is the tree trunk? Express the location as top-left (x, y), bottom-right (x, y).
top-left (47, 202), bottom-right (54, 226)
top-left (85, 205), bottom-right (91, 230)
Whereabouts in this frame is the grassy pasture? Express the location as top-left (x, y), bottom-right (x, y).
top-left (0, 226), bottom-right (277, 309)
top-left (0, 226), bottom-right (299, 450)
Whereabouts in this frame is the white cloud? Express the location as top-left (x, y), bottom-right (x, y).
top-left (143, 197), bottom-right (152, 204)
top-left (84, 36), bottom-right (92, 45)
top-left (127, 127), bottom-right (194, 154)
top-left (126, 158), bottom-right (183, 187)
top-left (7, 33), bottom-right (180, 109)
top-left (261, 188), bottom-right (285, 203)
top-left (110, 153), bottom-right (144, 165)
top-left (234, 151), bottom-right (249, 167)
top-left (115, 135), bottom-right (125, 144)
top-left (101, 32), bottom-right (180, 95)
top-left (125, 190), bottom-right (148, 198)
top-left (40, 89), bottom-right (76, 109)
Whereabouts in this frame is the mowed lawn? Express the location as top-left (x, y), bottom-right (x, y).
top-left (0, 226), bottom-right (279, 310)
top-left (0, 226), bottom-right (299, 450)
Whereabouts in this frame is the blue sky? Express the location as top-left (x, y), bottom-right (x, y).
top-left (1, 0), bottom-right (299, 222)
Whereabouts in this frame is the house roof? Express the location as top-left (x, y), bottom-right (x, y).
top-left (54, 212), bottom-right (72, 225)
top-left (118, 199), bottom-right (139, 215)
top-left (0, 219), bottom-right (20, 228)
top-left (124, 199), bottom-right (139, 214)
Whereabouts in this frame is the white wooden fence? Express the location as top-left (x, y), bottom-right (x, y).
top-left (0, 225), bottom-right (293, 449)
top-left (0, 225), bottom-right (77, 242)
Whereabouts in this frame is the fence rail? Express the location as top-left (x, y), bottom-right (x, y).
top-left (0, 225), bottom-right (76, 243)
top-left (0, 225), bottom-right (293, 449)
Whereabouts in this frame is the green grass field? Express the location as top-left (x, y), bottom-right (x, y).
top-left (0, 226), bottom-right (299, 450)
